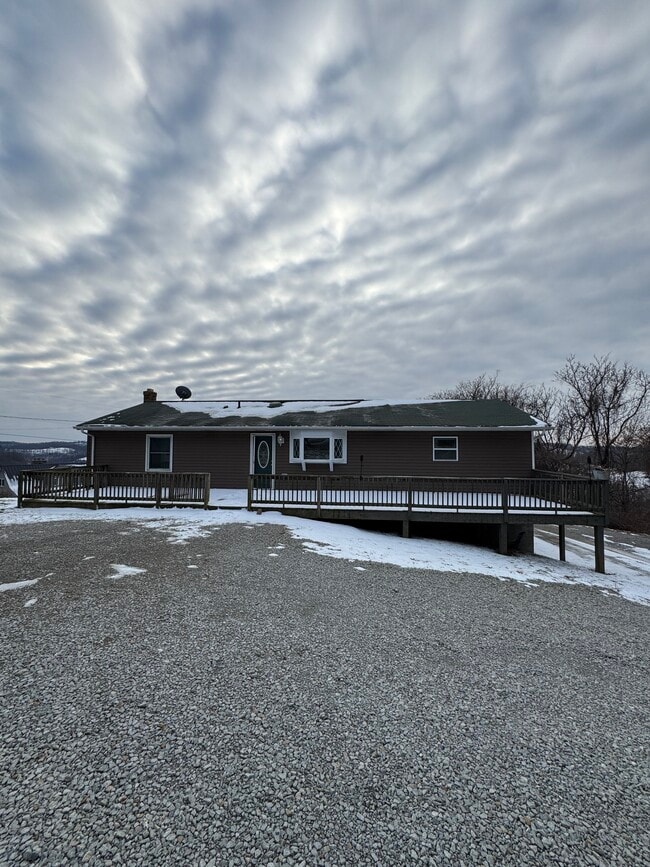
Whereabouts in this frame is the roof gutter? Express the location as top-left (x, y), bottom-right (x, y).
top-left (77, 423), bottom-right (548, 433)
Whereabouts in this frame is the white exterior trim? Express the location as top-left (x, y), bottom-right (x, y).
top-left (289, 430), bottom-right (347, 468)
top-left (145, 434), bottom-right (173, 472)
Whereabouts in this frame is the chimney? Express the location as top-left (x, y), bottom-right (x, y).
top-left (143, 388), bottom-right (157, 403)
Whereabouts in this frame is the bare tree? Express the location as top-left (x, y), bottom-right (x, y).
top-left (642, 426), bottom-right (650, 477)
top-left (555, 355), bottom-right (650, 468)
top-left (433, 358), bottom-right (650, 474)
top-left (433, 361), bottom-right (650, 530)
top-left (434, 371), bottom-right (530, 404)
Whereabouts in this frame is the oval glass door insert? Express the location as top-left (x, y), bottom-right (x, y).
top-left (257, 441), bottom-right (270, 469)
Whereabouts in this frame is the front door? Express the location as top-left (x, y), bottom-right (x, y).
top-left (252, 434), bottom-right (274, 484)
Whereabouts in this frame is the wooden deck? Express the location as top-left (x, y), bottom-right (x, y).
top-left (18, 469), bottom-right (211, 509)
top-left (248, 472), bottom-right (608, 572)
top-left (17, 469), bottom-right (608, 572)
top-left (248, 473), bottom-right (607, 518)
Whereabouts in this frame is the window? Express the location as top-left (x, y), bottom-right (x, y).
top-left (290, 431), bottom-right (347, 467)
top-left (433, 436), bottom-right (458, 461)
top-left (304, 437), bottom-right (330, 460)
top-left (146, 434), bottom-right (173, 471)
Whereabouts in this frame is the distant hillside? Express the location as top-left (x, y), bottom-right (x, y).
top-left (0, 440), bottom-right (86, 466)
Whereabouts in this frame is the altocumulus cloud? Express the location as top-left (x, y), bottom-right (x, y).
top-left (0, 0), bottom-right (649, 439)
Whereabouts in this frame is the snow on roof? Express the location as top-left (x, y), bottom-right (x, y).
top-left (78, 397), bottom-right (549, 430)
top-left (161, 398), bottom-right (456, 419)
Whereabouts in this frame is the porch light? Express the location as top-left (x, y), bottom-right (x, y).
top-left (277, 435), bottom-right (285, 446)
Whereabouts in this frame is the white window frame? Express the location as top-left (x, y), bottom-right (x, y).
top-left (145, 434), bottom-right (173, 472)
top-left (88, 434), bottom-right (95, 467)
top-left (289, 430), bottom-right (347, 471)
top-left (433, 436), bottom-right (458, 462)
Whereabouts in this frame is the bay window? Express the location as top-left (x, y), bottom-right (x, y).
top-left (290, 431), bottom-right (347, 469)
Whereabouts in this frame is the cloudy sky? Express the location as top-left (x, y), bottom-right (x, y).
top-left (1, 0), bottom-right (649, 442)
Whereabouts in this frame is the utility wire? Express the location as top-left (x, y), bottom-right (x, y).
top-left (0, 414), bottom-right (80, 422)
top-left (0, 432), bottom-right (83, 440)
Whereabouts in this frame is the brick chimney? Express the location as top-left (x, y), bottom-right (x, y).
top-left (143, 388), bottom-right (157, 403)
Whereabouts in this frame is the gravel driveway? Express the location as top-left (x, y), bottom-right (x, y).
top-left (1, 518), bottom-right (648, 866)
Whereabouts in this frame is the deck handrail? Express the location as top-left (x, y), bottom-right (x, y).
top-left (533, 468), bottom-right (591, 481)
top-left (18, 469), bottom-right (211, 509)
top-left (248, 473), bottom-right (607, 518)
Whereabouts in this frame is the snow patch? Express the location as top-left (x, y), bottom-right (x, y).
top-left (164, 398), bottom-right (453, 420)
top-left (0, 578), bottom-right (39, 592)
top-left (108, 564), bottom-right (147, 580)
top-left (0, 501), bottom-right (647, 605)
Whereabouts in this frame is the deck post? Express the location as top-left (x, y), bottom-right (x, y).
top-left (203, 474), bottom-right (210, 510)
top-left (402, 518), bottom-right (410, 538)
top-left (247, 476), bottom-right (253, 510)
top-left (498, 479), bottom-right (509, 555)
top-left (93, 470), bottom-right (100, 510)
top-left (316, 476), bottom-right (322, 518)
top-left (594, 525), bottom-right (605, 574)
top-left (17, 472), bottom-right (23, 508)
top-left (498, 522), bottom-right (508, 555)
top-left (155, 476), bottom-right (162, 509)
top-left (558, 524), bottom-right (566, 561)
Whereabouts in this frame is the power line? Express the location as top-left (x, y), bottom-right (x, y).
top-left (0, 431), bottom-right (84, 440)
top-left (0, 387), bottom-right (104, 405)
top-left (0, 414), bottom-right (80, 422)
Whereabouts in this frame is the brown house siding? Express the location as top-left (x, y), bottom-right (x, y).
top-left (92, 432), bottom-right (149, 473)
top-left (337, 431), bottom-right (532, 478)
top-left (91, 429), bottom-right (533, 486)
top-left (92, 431), bottom-right (254, 488)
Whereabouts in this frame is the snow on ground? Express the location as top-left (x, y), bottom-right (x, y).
top-left (1, 473), bottom-right (18, 495)
top-left (0, 500), bottom-right (648, 605)
top-left (209, 488), bottom-right (248, 507)
top-left (535, 527), bottom-right (650, 605)
top-left (0, 578), bottom-right (40, 593)
top-left (610, 470), bottom-right (650, 488)
top-left (108, 564), bottom-right (147, 580)
top-left (29, 447), bottom-right (77, 455)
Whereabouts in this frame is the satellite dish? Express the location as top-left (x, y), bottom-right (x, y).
top-left (175, 385), bottom-right (192, 400)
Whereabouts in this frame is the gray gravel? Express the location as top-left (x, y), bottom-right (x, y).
top-left (1, 517), bottom-right (649, 866)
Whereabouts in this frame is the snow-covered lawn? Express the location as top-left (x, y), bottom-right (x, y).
top-left (0, 500), bottom-right (647, 606)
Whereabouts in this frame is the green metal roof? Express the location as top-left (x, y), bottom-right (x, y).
top-left (77, 399), bottom-right (546, 431)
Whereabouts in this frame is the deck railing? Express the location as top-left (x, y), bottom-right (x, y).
top-left (248, 474), bottom-right (608, 517)
top-left (18, 469), bottom-right (211, 508)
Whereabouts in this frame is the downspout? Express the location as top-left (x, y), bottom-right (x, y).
top-left (531, 432), bottom-right (536, 471)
